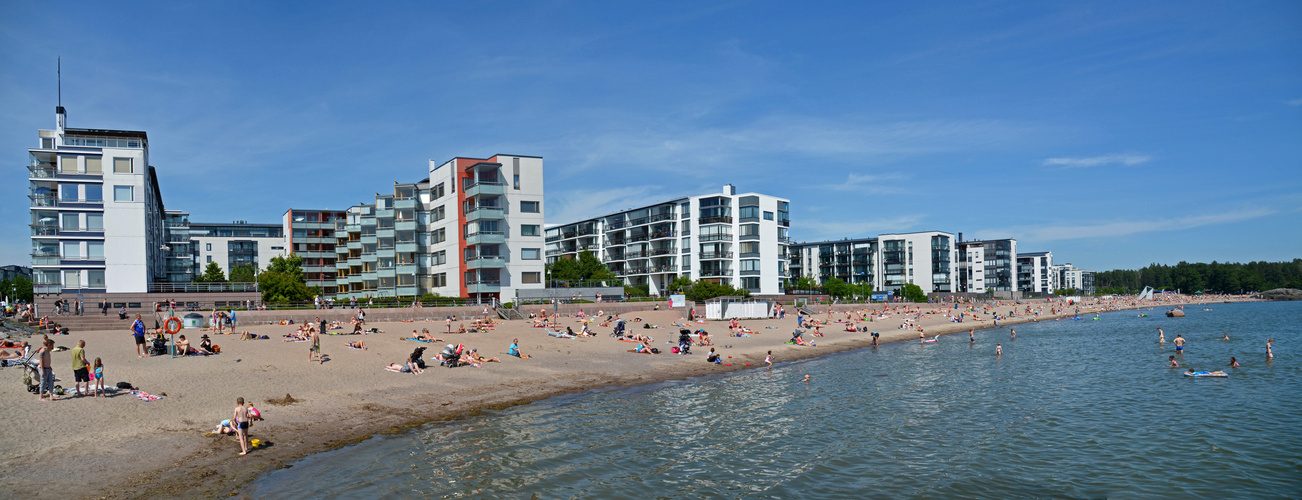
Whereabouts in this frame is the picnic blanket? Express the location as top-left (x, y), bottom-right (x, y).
top-left (131, 390), bottom-right (163, 402)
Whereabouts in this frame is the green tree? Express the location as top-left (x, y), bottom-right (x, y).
top-left (901, 283), bottom-right (927, 303)
top-left (665, 276), bottom-right (694, 294)
top-left (2, 276), bottom-right (34, 303)
top-left (824, 277), bottom-right (852, 300)
top-left (794, 276), bottom-right (818, 292)
top-left (197, 262), bottom-right (226, 283)
top-left (546, 250), bottom-right (616, 284)
top-left (257, 254), bottom-right (312, 303)
top-left (266, 254), bottom-right (307, 281)
top-left (229, 264), bottom-right (258, 283)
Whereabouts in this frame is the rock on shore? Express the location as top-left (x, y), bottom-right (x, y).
top-left (1260, 288), bottom-right (1302, 301)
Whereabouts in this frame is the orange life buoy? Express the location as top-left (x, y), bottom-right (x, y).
top-left (164, 316), bottom-right (182, 335)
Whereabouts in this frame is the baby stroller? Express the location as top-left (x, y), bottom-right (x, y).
top-left (677, 329), bottom-right (693, 355)
top-left (149, 337), bottom-right (169, 356)
top-left (610, 319), bottom-right (627, 338)
top-left (439, 343), bottom-right (465, 368)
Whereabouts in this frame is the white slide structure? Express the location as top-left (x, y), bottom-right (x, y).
top-left (1137, 286), bottom-right (1155, 301)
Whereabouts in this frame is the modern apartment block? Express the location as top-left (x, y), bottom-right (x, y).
top-left (283, 209), bottom-right (346, 295)
top-left (1016, 251), bottom-right (1055, 294)
top-left (789, 237), bottom-right (878, 285)
top-left (162, 210), bottom-right (195, 283)
top-left (788, 231), bottom-right (955, 294)
top-left (334, 155), bottom-right (547, 302)
top-left (1053, 263), bottom-right (1095, 295)
top-left (28, 106), bottom-right (166, 294)
top-left (192, 221), bottom-right (286, 277)
top-left (548, 185), bottom-right (791, 296)
top-left (956, 238), bottom-right (1018, 294)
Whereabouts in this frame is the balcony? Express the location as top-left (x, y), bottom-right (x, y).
top-left (395, 220), bottom-right (417, 232)
top-left (396, 242), bottom-right (418, 253)
top-left (347, 240), bottom-right (362, 250)
top-left (465, 181), bottom-right (506, 198)
top-left (30, 195), bottom-right (58, 208)
top-left (700, 269), bottom-right (733, 277)
top-left (377, 228), bottom-right (395, 238)
top-left (28, 165), bottom-right (57, 179)
top-left (394, 198), bottom-right (417, 210)
top-left (699, 233), bottom-right (733, 242)
top-left (397, 264), bottom-right (419, 275)
top-left (648, 247), bottom-right (675, 256)
top-left (699, 215), bottom-right (733, 225)
top-left (466, 280), bottom-right (501, 294)
top-left (699, 251), bottom-right (733, 260)
top-left (31, 225), bottom-right (60, 236)
top-left (629, 233), bottom-right (650, 243)
top-left (396, 285), bottom-right (419, 297)
top-left (466, 255), bottom-right (506, 270)
top-left (649, 230), bottom-right (677, 240)
top-left (466, 231), bottom-right (505, 246)
top-left (740, 233), bottom-right (761, 241)
top-left (466, 206), bottom-right (505, 222)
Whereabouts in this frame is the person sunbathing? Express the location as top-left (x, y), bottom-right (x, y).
top-left (467, 348), bottom-right (500, 363)
top-left (844, 323), bottom-right (858, 332)
top-left (635, 340), bottom-right (654, 354)
top-left (386, 362), bottom-right (417, 373)
top-left (346, 340), bottom-right (367, 350)
top-left (176, 335), bottom-right (192, 355)
top-left (352, 323), bottom-right (364, 334)
top-left (415, 331), bottom-right (443, 342)
top-left (239, 331), bottom-right (257, 340)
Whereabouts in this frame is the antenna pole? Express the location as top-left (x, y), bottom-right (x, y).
top-left (58, 57), bottom-right (62, 107)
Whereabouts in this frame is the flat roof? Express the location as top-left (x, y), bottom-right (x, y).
top-left (65, 127), bottom-right (148, 139)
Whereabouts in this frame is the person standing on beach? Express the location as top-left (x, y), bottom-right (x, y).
top-left (233, 397), bottom-right (250, 456)
top-left (70, 339), bottom-right (89, 397)
top-left (38, 338), bottom-right (56, 401)
top-left (131, 313), bottom-right (146, 358)
top-left (308, 324), bottom-right (321, 363)
top-left (1173, 334), bottom-right (1186, 354)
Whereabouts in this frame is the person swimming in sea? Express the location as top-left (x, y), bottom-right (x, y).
top-left (1223, 332), bottom-right (1230, 341)
top-left (1169, 355), bottom-right (1179, 368)
top-left (995, 343), bottom-right (1002, 356)
top-left (1173, 334), bottom-right (1186, 354)
top-left (1229, 357), bottom-right (1239, 368)
top-left (969, 329), bottom-right (975, 342)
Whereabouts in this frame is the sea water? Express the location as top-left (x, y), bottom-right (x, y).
top-left (245, 301), bottom-right (1301, 498)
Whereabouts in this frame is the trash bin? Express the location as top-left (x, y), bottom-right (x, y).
top-left (183, 313), bottom-right (205, 329)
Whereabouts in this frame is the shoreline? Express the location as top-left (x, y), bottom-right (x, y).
top-left (0, 296), bottom-right (1248, 499)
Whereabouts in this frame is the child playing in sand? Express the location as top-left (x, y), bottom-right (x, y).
top-left (233, 397), bottom-right (250, 456)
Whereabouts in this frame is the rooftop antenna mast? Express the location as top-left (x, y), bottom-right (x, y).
top-left (58, 56), bottom-right (61, 107)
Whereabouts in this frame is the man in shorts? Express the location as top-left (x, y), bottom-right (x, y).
top-left (70, 339), bottom-right (90, 396)
top-left (1174, 334), bottom-right (1186, 354)
top-left (131, 313), bottom-right (146, 358)
top-left (308, 322), bottom-right (321, 363)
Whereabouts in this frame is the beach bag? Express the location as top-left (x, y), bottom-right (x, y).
top-left (651, 348), bottom-right (660, 354)
top-left (671, 347), bottom-right (680, 354)
top-left (116, 381), bottom-right (134, 390)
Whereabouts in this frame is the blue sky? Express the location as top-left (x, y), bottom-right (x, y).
top-left (2, 1), bottom-right (1299, 271)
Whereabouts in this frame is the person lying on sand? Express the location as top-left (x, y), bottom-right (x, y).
top-left (636, 340), bottom-right (654, 354)
top-left (239, 331), bottom-right (258, 340)
top-left (386, 363), bottom-right (417, 373)
top-left (346, 340), bottom-right (367, 350)
top-left (466, 348), bottom-right (500, 364)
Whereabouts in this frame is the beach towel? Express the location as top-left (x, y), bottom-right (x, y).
top-left (402, 337), bottom-right (435, 343)
top-left (616, 338), bottom-right (638, 343)
top-left (345, 345), bottom-right (364, 350)
top-left (131, 390), bottom-right (163, 401)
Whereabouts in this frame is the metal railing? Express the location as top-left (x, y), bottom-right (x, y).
top-left (147, 282), bottom-right (259, 293)
top-left (699, 233), bottom-right (733, 242)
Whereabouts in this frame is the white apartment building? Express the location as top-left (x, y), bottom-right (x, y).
top-left (191, 222), bottom-right (286, 277)
top-left (547, 185), bottom-right (791, 296)
top-left (1053, 263), bottom-right (1095, 295)
top-left (28, 106), bottom-right (165, 294)
top-left (1016, 251), bottom-right (1055, 294)
top-left (956, 238), bottom-right (1018, 294)
top-left (789, 231), bottom-right (956, 294)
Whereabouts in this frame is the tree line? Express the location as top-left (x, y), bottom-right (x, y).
top-left (1094, 259), bottom-right (1302, 294)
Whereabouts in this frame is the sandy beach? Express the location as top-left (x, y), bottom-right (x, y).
top-left (0, 295), bottom-right (1241, 498)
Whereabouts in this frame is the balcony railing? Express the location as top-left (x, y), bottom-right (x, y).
top-left (699, 269), bottom-right (733, 277)
top-left (699, 252), bottom-right (733, 259)
top-left (700, 215), bottom-right (733, 225)
top-left (699, 233), bottom-right (733, 242)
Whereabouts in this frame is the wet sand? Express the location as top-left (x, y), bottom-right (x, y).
top-left (0, 297), bottom-right (1235, 498)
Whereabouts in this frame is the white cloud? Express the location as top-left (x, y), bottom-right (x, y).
top-left (1287, 98), bottom-right (1302, 106)
top-left (983, 208), bottom-right (1277, 242)
top-left (1042, 153), bottom-right (1152, 169)
top-left (820, 172), bottom-right (908, 193)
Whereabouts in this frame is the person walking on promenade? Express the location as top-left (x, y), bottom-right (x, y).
top-left (131, 313), bottom-right (146, 358)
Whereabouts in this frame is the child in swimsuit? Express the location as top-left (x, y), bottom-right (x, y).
top-left (92, 357), bottom-right (105, 397)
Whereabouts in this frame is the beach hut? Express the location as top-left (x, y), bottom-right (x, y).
top-left (705, 296), bottom-right (770, 320)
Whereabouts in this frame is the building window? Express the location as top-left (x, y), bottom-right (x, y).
top-left (741, 224), bottom-right (759, 237)
top-left (739, 206), bottom-right (759, 219)
top-left (61, 213), bottom-right (80, 231)
top-left (86, 214), bottom-right (103, 231)
top-left (432, 183), bottom-right (445, 199)
top-left (433, 205), bottom-right (446, 222)
top-left (85, 157), bottom-right (102, 174)
top-left (742, 277), bottom-right (760, 290)
top-left (521, 224), bottom-right (540, 237)
top-left (60, 156), bottom-right (79, 174)
top-left (42, 138), bottom-right (53, 149)
top-left (522, 271), bottom-right (541, 284)
top-left (87, 270), bottom-right (105, 288)
top-left (513, 174), bottom-right (520, 190)
top-left (113, 157), bottom-right (132, 174)
top-left (63, 241), bottom-right (80, 259)
top-left (763, 211), bottom-right (774, 220)
top-left (206, 243), bottom-right (212, 251)
top-left (64, 270), bottom-right (80, 287)
top-left (206, 255), bottom-right (213, 263)
top-left (522, 248), bottom-right (540, 260)
top-left (521, 201), bottom-right (540, 213)
top-left (740, 242), bottom-right (760, 254)
top-left (88, 241), bottom-right (104, 259)
top-left (85, 184), bottom-right (102, 202)
top-left (433, 272), bottom-right (447, 288)
top-left (60, 184), bottom-right (78, 202)
top-left (113, 185), bottom-right (133, 202)
top-left (741, 259), bottom-right (760, 272)
top-left (433, 228), bottom-right (446, 244)
top-left (433, 250), bottom-right (447, 266)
